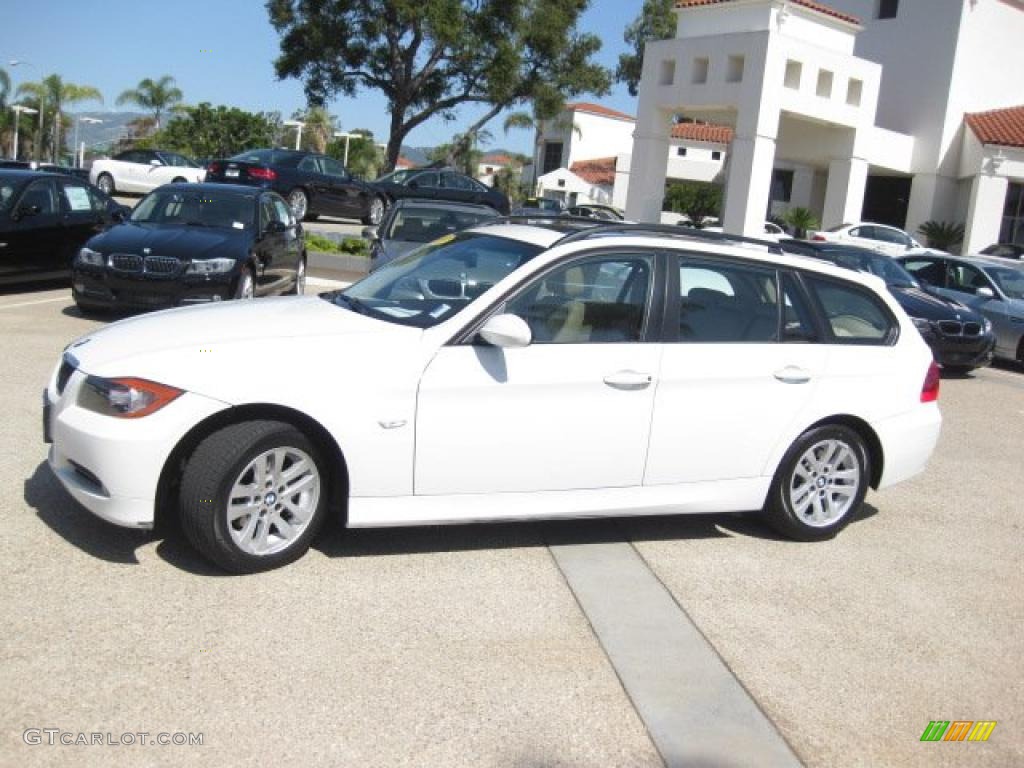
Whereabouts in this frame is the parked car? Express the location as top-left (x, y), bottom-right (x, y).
top-left (519, 196), bottom-right (564, 213)
top-left (372, 166), bottom-right (510, 214)
top-left (0, 159), bottom-right (90, 180)
top-left (979, 242), bottom-right (1024, 260)
top-left (71, 183), bottom-right (305, 312)
top-left (783, 240), bottom-right (994, 372)
top-left (811, 222), bottom-right (922, 257)
top-left (702, 221), bottom-right (791, 242)
top-left (89, 149), bottom-right (206, 195)
top-left (0, 170), bottom-right (129, 285)
top-left (566, 204), bottom-right (625, 220)
top-left (45, 221), bottom-right (942, 572)
top-left (364, 198), bottom-right (498, 272)
top-left (206, 148), bottom-right (385, 225)
top-left (897, 252), bottom-right (1024, 365)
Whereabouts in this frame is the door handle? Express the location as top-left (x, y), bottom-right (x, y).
top-left (603, 370), bottom-right (652, 390)
top-left (774, 366), bottom-right (811, 384)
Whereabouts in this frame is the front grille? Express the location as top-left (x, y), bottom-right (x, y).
top-left (56, 358), bottom-right (75, 395)
top-left (963, 322), bottom-right (981, 336)
top-left (116, 292), bottom-right (174, 307)
top-left (938, 320), bottom-right (962, 335)
top-left (110, 253), bottom-right (143, 272)
top-left (143, 256), bottom-right (182, 276)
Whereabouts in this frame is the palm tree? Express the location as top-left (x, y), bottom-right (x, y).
top-left (17, 74), bottom-right (103, 162)
top-left (0, 67), bottom-right (10, 107)
top-left (783, 207), bottom-right (820, 239)
top-left (116, 76), bottom-right (183, 131)
top-left (300, 106), bottom-right (336, 153)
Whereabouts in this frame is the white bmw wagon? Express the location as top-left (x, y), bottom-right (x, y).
top-left (44, 222), bottom-right (942, 572)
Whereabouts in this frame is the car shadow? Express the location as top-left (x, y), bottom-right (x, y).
top-left (25, 459), bottom-right (880, 574)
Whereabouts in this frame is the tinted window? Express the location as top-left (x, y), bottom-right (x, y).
top-left (298, 155), bottom-right (323, 173)
top-left (807, 277), bottom-right (893, 342)
top-left (321, 157), bottom-right (347, 177)
top-left (18, 179), bottom-right (57, 215)
top-left (901, 258), bottom-right (946, 288)
top-left (985, 265), bottom-right (1024, 300)
top-left (230, 150), bottom-right (293, 166)
top-left (442, 172), bottom-right (476, 191)
top-left (507, 255), bottom-right (653, 344)
top-left (947, 263), bottom-right (993, 295)
top-left (131, 189), bottom-right (254, 229)
top-left (782, 274), bottom-right (817, 341)
top-left (115, 151), bottom-right (143, 163)
top-left (386, 205), bottom-right (497, 242)
top-left (260, 198), bottom-right (276, 229)
top-left (271, 197), bottom-right (294, 226)
top-left (873, 227), bottom-right (909, 245)
top-left (678, 261), bottom-right (778, 342)
top-left (160, 153), bottom-right (196, 168)
top-left (410, 171), bottom-right (440, 188)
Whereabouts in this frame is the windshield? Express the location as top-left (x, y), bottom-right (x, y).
top-left (385, 206), bottom-right (498, 242)
top-left (985, 265), bottom-right (1024, 300)
top-left (130, 189), bottom-right (254, 229)
top-left (325, 232), bottom-right (543, 328)
top-left (377, 169), bottom-right (414, 184)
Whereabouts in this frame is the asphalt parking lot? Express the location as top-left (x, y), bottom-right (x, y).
top-left (1, 280), bottom-right (1022, 767)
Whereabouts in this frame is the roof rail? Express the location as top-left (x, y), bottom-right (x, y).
top-left (475, 214), bottom-right (606, 229)
top-left (552, 223), bottom-right (784, 254)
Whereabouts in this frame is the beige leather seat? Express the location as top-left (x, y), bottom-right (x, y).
top-left (548, 266), bottom-right (592, 343)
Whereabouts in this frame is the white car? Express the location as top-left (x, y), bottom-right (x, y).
top-left (44, 223), bottom-right (942, 572)
top-left (701, 221), bottom-right (791, 242)
top-left (811, 222), bottom-right (922, 257)
top-left (89, 149), bottom-right (206, 195)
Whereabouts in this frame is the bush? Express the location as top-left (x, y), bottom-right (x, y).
top-left (663, 181), bottom-right (722, 227)
top-left (783, 207), bottom-right (820, 239)
top-left (917, 220), bottom-right (964, 251)
top-left (304, 233), bottom-right (369, 257)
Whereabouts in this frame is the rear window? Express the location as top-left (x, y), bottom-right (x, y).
top-left (806, 276), bottom-right (894, 343)
top-left (386, 206), bottom-right (497, 242)
top-left (229, 150), bottom-right (293, 166)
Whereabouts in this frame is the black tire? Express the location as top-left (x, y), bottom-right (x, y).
top-left (234, 266), bottom-right (255, 299)
top-left (361, 196), bottom-right (386, 226)
top-left (287, 256), bottom-right (306, 295)
top-left (287, 188), bottom-right (310, 221)
top-left (305, 213), bottom-right (320, 222)
top-left (96, 173), bottom-right (115, 195)
top-left (763, 424), bottom-right (870, 541)
top-left (942, 364), bottom-right (974, 375)
top-left (172, 176), bottom-right (187, 184)
top-left (179, 421), bottom-right (328, 573)
top-left (73, 298), bottom-right (109, 316)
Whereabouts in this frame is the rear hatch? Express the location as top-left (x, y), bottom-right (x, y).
top-left (205, 159), bottom-right (277, 186)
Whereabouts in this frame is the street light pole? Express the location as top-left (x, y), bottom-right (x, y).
top-left (10, 105), bottom-right (39, 160)
top-left (74, 116), bottom-right (103, 167)
top-left (284, 120), bottom-right (305, 151)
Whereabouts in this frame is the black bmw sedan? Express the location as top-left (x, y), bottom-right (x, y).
top-left (205, 149), bottom-right (385, 225)
top-left (372, 167), bottom-right (511, 214)
top-left (0, 170), bottom-right (129, 286)
top-left (72, 183), bottom-right (306, 312)
top-left (782, 240), bottom-right (995, 372)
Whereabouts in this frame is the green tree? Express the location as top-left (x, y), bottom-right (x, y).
top-left (326, 128), bottom-right (381, 178)
top-left (617, 0), bottom-right (676, 97)
top-left (267, 0), bottom-right (610, 172)
top-left (116, 76), bottom-right (184, 130)
top-left (17, 74), bottom-right (103, 161)
top-left (783, 207), bottom-right (820, 239)
top-left (663, 181), bottom-right (722, 225)
top-left (0, 67), bottom-right (10, 108)
top-left (157, 103), bottom-right (282, 159)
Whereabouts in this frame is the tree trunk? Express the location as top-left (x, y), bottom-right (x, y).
top-left (384, 107), bottom-right (407, 174)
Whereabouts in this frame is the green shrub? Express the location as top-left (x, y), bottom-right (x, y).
top-left (917, 220), bottom-right (964, 251)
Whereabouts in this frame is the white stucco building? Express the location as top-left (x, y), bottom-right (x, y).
top-left (623, 0), bottom-right (1024, 251)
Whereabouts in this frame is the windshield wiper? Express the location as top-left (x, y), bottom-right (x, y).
top-left (184, 220), bottom-right (209, 227)
top-left (332, 292), bottom-right (370, 315)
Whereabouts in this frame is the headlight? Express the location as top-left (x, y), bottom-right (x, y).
top-left (77, 247), bottom-right (105, 267)
top-left (982, 317), bottom-right (992, 333)
top-left (910, 317), bottom-right (931, 333)
top-left (79, 376), bottom-right (183, 419)
top-left (186, 258), bottom-right (236, 275)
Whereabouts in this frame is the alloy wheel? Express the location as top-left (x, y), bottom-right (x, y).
top-left (288, 189), bottom-right (308, 220)
top-left (787, 439), bottom-right (861, 527)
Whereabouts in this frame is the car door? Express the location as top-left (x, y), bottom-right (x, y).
top-left (253, 196), bottom-right (287, 292)
top-left (645, 258), bottom-right (828, 485)
top-left (940, 261), bottom-right (1015, 355)
top-left (296, 155), bottom-right (333, 216)
top-left (57, 179), bottom-right (109, 269)
top-left (406, 171), bottom-right (441, 202)
top-left (415, 251), bottom-right (662, 495)
top-left (271, 194), bottom-right (302, 274)
top-left (1, 177), bottom-right (63, 279)
top-left (112, 151), bottom-right (143, 193)
top-left (440, 172), bottom-right (476, 205)
top-left (320, 156), bottom-right (363, 219)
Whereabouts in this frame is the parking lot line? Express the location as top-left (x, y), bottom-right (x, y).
top-left (0, 296), bottom-right (69, 310)
top-left (550, 540), bottom-right (803, 768)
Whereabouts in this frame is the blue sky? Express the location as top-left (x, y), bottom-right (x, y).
top-left (1, 0), bottom-right (641, 154)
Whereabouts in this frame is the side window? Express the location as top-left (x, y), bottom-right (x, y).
top-left (298, 156), bottom-right (323, 173)
top-left (848, 226), bottom-right (863, 238)
top-left (442, 172), bottom-right (474, 191)
top-left (321, 157), bottom-right (348, 178)
top-left (678, 260), bottom-right (779, 343)
top-left (782, 274), bottom-right (817, 341)
top-left (260, 199), bottom-right (276, 230)
top-left (18, 179), bottom-right (57, 215)
top-left (411, 172), bottom-right (440, 189)
top-left (505, 255), bottom-right (653, 344)
top-left (901, 258), bottom-right (946, 288)
top-left (118, 151), bottom-right (141, 163)
top-left (271, 198), bottom-right (294, 226)
top-left (948, 263), bottom-right (992, 295)
top-left (806, 277), bottom-right (893, 342)
top-left (61, 182), bottom-right (103, 213)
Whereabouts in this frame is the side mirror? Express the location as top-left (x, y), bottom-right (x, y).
top-left (264, 220), bottom-right (287, 236)
top-left (110, 206), bottom-right (130, 223)
top-left (149, 159), bottom-right (162, 167)
top-left (976, 286), bottom-right (995, 300)
top-left (362, 226), bottom-right (379, 241)
top-left (478, 313), bottom-right (532, 348)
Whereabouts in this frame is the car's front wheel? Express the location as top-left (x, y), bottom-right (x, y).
top-left (362, 196), bottom-right (385, 225)
top-left (234, 266), bottom-right (254, 300)
top-left (288, 188), bottom-right (309, 221)
top-left (288, 257), bottom-right (306, 295)
top-left (179, 421), bottom-right (328, 573)
top-left (96, 173), bottom-right (115, 195)
top-left (763, 424), bottom-right (869, 541)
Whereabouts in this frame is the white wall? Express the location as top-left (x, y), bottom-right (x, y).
top-left (666, 140), bottom-right (726, 182)
top-left (565, 111), bottom-right (636, 167)
top-left (536, 167), bottom-right (613, 206)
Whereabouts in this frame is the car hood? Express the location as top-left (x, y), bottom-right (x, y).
top-left (87, 222), bottom-right (248, 260)
top-left (65, 296), bottom-right (422, 402)
top-left (889, 285), bottom-right (980, 321)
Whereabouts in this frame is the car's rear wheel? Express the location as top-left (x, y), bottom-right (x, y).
top-left (362, 197), bottom-right (385, 225)
top-left (764, 424), bottom-right (869, 541)
top-left (288, 257), bottom-right (306, 295)
top-left (96, 173), bottom-right (115, 195)
top-left (179, 421), bottom-right (327, 573)
top-left (288, 188), bottom-right (309, 221)
top-left (234, 267), bottom-right (254, 300)
top-left (172, 176), bottom-right (186, 184)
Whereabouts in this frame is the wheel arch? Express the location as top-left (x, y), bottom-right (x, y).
top-left (802, 414), bottom-right (884, 489)
top-left (155, 403), bottom-right (350, 532)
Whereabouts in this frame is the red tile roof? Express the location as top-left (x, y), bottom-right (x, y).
top-left (671, 122), bottom-right (734, 144)
top-left (395, 155), bottom-right (416, 168)
top-left (480, 153), bottom-right (513, 165)
top-left (675, 0), bottom-right (860, 26)
top-left (965, 105), bottom-right (1024, 149)
top-left (565, 102), bottom-right (636, 122)
top-left (570, 157), bottom-right (617, 186)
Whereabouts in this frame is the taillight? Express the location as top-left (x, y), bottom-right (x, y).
top-left (207, 162), bottom-right (221, 174)
top-left (248, 167), bottom-right (277, 181)
top-left (921, 361), bottom-right (940, 403)
top-left (811, 234), bottom-right (826, 241)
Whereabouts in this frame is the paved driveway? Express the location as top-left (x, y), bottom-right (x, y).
top-left (1, 282), bottom-right (1021, 767)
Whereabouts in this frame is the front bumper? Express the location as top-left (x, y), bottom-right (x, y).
top-left (918, 326), bottom-right (995, 369)
top-left (73, 265), bottom-right (238, 309)
top-left (44, 364), bottom-right (229, 528)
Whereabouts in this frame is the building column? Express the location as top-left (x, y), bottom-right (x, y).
top-left (625, 110), bottom-right (672, 223)
top-left (721, 135), bottom-right (776, 237)
top-left (962, 173), bottom-right (1008, 254)
top-left (822, 157), bottom-right (868, 230)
